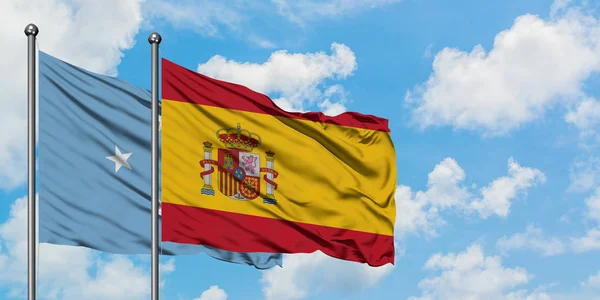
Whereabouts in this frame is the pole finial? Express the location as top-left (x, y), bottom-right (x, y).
top-left (148, 32), bottom-right (162, 44)
top-left (24, 24), bottom-right (39, 37)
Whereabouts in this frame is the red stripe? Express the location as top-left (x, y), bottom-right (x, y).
top-left (219, 171), bottom-right (223, 192)
top-left (161, 58), bottom-right (390, 132)
top-left (224, 172), bottom-right (228, 195)
top-left (225, 172), bottom-right (230, 196)
top-left (225, 173), bottom-right (229, 195)
top-left (233, 178), bottom-right (238, 195)
top-left (162, 202), bottom-right (395, 267)
top-left (228, 173), bottom-right (233, 196)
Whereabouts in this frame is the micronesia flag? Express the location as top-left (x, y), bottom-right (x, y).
top-left (38, 51), bottom-right (282, 269)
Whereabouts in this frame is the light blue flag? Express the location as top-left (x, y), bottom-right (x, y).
top-left (38, 51), bottom-right (282, 269)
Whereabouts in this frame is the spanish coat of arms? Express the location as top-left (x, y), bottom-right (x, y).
top-left (199, 123), bottom-right (278, 205)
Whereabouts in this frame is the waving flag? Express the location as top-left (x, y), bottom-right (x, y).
top-left (38, 51), bottom-right (282, 269)
top-left (161, 58), bottom-right (397, 267)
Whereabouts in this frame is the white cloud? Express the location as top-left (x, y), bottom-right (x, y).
top-left (422, 157), bottom-right (471, 208)
top-left (77, 256), bottom-right (150, 300)
top-left (570, 188), bottom-right (600, 253)
top-left (584, 188), bottom-right (600, 222)
top-left (496, 225), bottom-right (566, 257)
top-left (247, 35), bottom-right (277, 49)
top-left (565, 98), bottom-right (600, 132)
top-left (571, 228), bottom-right (600, 253)
top-left (143, 0), bottom-right (243, 37)
top-left (569, 157), bottom-right (600, 192)
top-left (550, 0), bottom-right (574, 17)
top-left (423, 44), bottom-right (434, 58)
top-left (504, 289), bottom-right (553, 300)
top-left (406, 5), bottom-right (600, 135)
top-left (316, 84), bottom-right (348, 116)
top-left (396, 157), bottom-right (545, 238)
top-left (469, 158), bottom-right (546, 219)
top-left (260, 251), bottom-right (394, 300)
top-left (272, 0), bottom-right (401, 25)
top-left (146, 0), bottom-right (401, 40)
top-left (581, 270), bottom-right (600, 289)
top-left (0, 196), bottom-right (175, 300)
top-left (317, 99), bottom-right (347, 116)
top-left (0, 0), bottom-right (145, 188)
top-left (394, 158), bottom-right (468, 237)
top-left (144, 0), bottom-right (399, 48)
top-left (197, 43), bottom-right (356, 114)
top-left (409, 244), bottom-right (535, 300)
top-left (194, 285), bottom-right (228, 300)
top-left (394, 185), bottom-right (445, 238)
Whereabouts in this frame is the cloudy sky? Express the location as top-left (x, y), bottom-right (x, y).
top-left (1, 0), bottom-right (600, 299)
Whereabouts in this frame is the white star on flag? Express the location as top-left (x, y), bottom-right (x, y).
top-left (106, 145), bottom-right (132, 172)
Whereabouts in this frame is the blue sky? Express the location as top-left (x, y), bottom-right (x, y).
top-left (1, 0), bottom-right (600, 299)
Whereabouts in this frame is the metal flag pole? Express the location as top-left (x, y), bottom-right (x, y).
top-left (24, 23), bottom-right (39, 300)
top-left (148, 32), bottom-right (162, 300)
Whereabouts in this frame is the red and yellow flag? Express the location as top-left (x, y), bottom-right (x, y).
top-left (161, 58), bottom-right (397, 266)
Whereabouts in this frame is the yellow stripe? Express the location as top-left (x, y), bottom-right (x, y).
top-left (162, 100), bottom-right (396, 235)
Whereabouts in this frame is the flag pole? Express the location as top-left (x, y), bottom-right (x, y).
top-left (148, 32), bottom-right (162, 300)
top-left (24, 23), bottom-right (39, 300)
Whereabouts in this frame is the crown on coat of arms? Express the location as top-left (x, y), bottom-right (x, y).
top-left (216, 123), bottom-right (262, 151)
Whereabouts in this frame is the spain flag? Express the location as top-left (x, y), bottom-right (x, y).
top-left (161, 58), bottom-right (397, 267)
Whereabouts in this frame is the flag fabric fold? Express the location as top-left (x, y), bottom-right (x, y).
top-left (38, 51), bottom-right (282, 269)
top-left (161, 58), bottom-right (397, 267)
